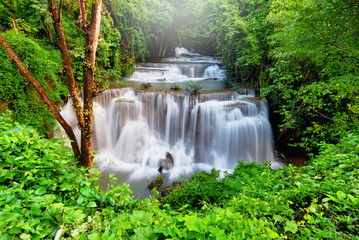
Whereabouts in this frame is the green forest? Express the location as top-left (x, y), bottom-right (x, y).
top-left (0, 0), bottom-right (358, 239)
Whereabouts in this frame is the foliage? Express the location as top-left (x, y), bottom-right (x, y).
top-left (161, 132), bottom-right (359, 238)
top-left (170, 83), bottom-right (182, 91)
top-left (161, 169), bottom-right (233, 210)
top-left (263, 0), bottom-right (359, 150)
top-left (0, 112), bottom-right (138, 239)
top-left (0, 31), bottom-right (67, 136)
top-left (1, 113), bottom-right (358, 239)
top-left (184, 81), bottom-right (204, 95)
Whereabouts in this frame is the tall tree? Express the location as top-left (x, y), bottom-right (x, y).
top-left (264, 0), bottom-right (359, 150)
top-left (0, 0), bottom-right (103, 168)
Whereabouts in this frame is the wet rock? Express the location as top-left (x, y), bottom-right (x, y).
top-left (163, 152), bottom-right (174, 169)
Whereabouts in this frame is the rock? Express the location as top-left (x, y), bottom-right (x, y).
top-left (148, 175), bottom-right (163, 190)
top-left (163, 152), bottom-right (174, 169)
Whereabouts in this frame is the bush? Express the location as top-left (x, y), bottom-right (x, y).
top-left (0, 112), bottom-right (136, 239)
top-left (184, 81), bottom-right (204, 95)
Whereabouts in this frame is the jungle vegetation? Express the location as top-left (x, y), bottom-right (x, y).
top-left (0, 0), bottom-right (358, 238)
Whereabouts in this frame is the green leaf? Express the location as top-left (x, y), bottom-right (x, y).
top-left (60, 183), bottom-right (72, 191)
top-left (35, 187), bottom-right (46, 196)
top-left (273, 215), bottom-right (283, 222)
top-left (106, 195), bottom-right (116, 206)
top-left (284, 221), bottom-right (297, 234)
top-left (348, 194), bottom-right (356, 202)
top-left (130, 211), bottom-right (153, 226)
top-left (87, 202), bottom-right (97, 208)
top-left (132, 227), bottom-right (151, 240)
top-left (265, 227), bottom-right (279, 239)
top-left (183, 215), bottom-right (203, 233)
top-left (77, 195), bottom-right (85, 205)
top-left (88, 168), bottom-right (101, 176)
top-left (87, 233), bottom-right (100, 240)
top-left (20, 233), bottom-right (31, 240)
top-left (336, 191), bottom-right (346, 201)
top-left (80, 187), bottom-right (93, 197)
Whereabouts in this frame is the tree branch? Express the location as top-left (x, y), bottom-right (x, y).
top-left (78, 0), bottom-right (88, 30)
top-left (59, 0), bottom-right (64, 21)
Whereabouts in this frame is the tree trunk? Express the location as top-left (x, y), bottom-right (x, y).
top-left (47, 0), bottom-right (103, 169)
top-left (0, 33), bottom-right (81, 160)
top-left (81, 1), bottom-right (103, 169)
top-left (41, 17), bottom-right (53, 44)
top-left (48, 0), bottom-right (85, 133)
top-left (11, 17), bottom-right (19, 34)
top-left (259, 63), bottom-right (264, 96)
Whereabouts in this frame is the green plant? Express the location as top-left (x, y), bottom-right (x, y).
top-left (184, 81), bottom-right (204, 95)
top-left (170, 83), bottom-right (182, 91)
top-left (0, 112), bottom-right (136, 239)
top-left (140, 82), bottom-right (152, 90)
top-left (232, 83), bottom-right (243, 93)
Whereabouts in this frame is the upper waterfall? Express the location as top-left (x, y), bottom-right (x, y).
top-left (128, 48), bottom-right (225, 83)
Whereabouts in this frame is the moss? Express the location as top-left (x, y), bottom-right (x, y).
top-left (148, 175), bottom-right (163, 190)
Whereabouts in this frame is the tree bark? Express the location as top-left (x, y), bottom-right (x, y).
top-left (0, 33), bottom-right (81, 160)
top-left (47, 0), bottom-right (103, 169)
top-left (81, 1), bottom-right (103, 169)
top-left (41, 17), bottom-right (53, 44)
top-left (11, 17), bottom-right (19, 33)
top-left (259, 63), bottom-right (264, 96)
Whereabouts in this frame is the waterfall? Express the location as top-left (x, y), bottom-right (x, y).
top-left (130, 63), bottom-right (225, 82)
top-left (60, 88), bottom-right (277, 195)
top-left (175, 47), bottom-right (190, 57)
top-left (59, 48), bottom-right (279, 196)
top-left (91, 89), bottom-right (274, 167)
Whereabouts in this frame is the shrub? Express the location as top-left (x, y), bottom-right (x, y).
top-left (184, 81), bottom-right (204, 95)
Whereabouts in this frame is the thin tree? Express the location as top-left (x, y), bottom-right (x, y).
top-left (0, 0), bottom-right (103, 169)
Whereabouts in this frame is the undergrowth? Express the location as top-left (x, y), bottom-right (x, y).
top-left (0, 112), bottom-right (358, 239)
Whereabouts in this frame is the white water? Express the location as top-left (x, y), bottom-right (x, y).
top-left (175, 47), bottom-right (190, 57)
top-left (59, 48), bottom-right (280, 197)
top-left (128, 47), bottom-right (225, 83)
top-left (60, 89), bottom-right (278, 196)
top-left (130, 63), bottom-right (226, 83)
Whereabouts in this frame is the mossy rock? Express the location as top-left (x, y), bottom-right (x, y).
top-left (148, 175), bottom-right (163, 190)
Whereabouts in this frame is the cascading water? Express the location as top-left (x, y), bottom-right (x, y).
top-left (128, 47), bottom-right (225, 83)
top-left (59, 48), bottom-right (280, 197)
